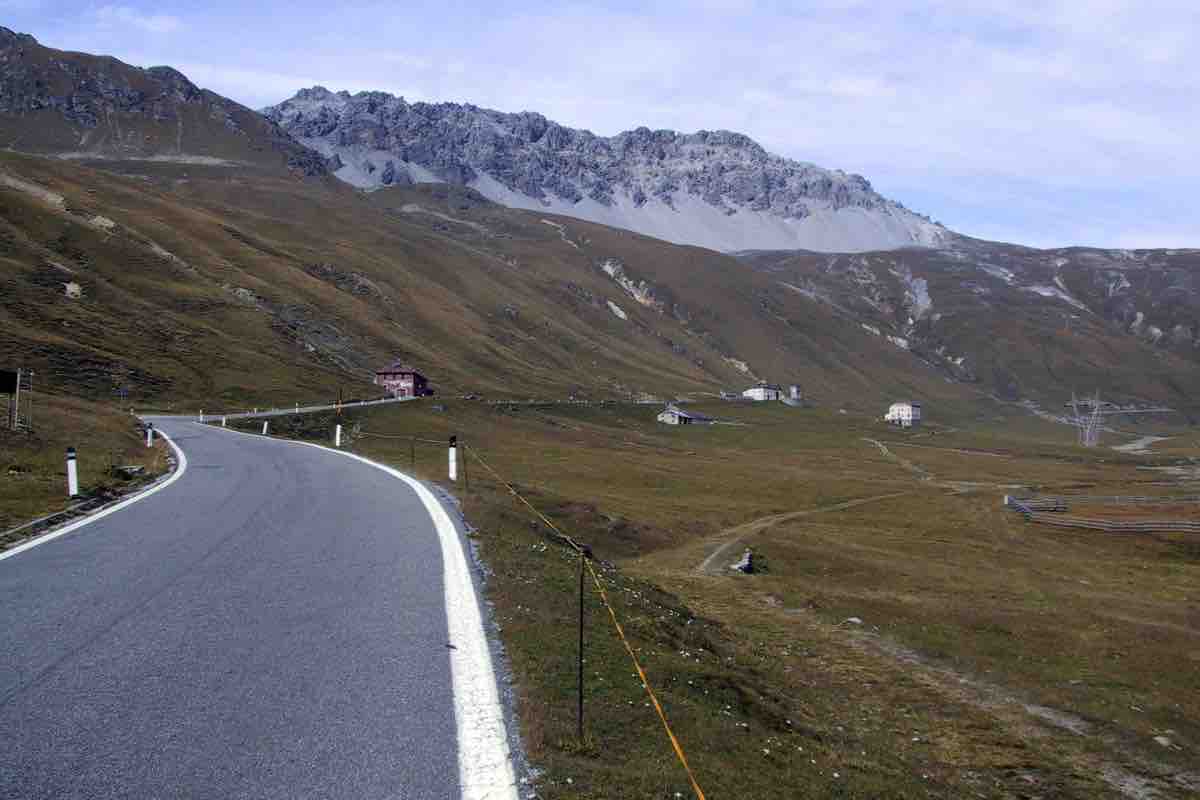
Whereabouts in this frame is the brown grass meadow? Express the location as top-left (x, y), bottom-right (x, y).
top-left (0, 394), bottom-right (167, 539)
top-left (218, 398), bottom-right (1199, 799)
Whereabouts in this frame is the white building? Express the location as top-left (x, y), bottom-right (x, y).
top-left (742, 382), bottom-right (783, 402)
top-left (884, 401), bottom-right (922, 427)
top-left (657, 404), bottom-right (714, 426)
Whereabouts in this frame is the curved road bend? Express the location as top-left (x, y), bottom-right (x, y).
top-left (0, 419), bottom-right (508, 799)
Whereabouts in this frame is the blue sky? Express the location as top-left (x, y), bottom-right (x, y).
top-left (4, 0), bottom-right (1197, 248)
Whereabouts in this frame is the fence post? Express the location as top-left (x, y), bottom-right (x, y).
top-left (66, 447), bottom-right (79, 498)
top-left (262, 421), bottom-right (269, 436)
top-left (10, 367), bottom-right (20, 430)
top-left (462, 442), bottom-right (470, 491)
top-left (335, 424), bottom-right (343, 448)
top-left (578, 547), bottom-right (586, 741)
top-left (146, 423), bottom-right (154, 447)
top-left (448, 436), bottom-right (458, 482)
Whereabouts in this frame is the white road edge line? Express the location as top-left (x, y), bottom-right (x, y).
top-left (0, 430), bottom-right (189, 563)
top-left (201, 423), bottom-right (518, 800)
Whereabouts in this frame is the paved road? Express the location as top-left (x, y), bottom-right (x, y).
top-left (0, 420), bottom-right (477, 799)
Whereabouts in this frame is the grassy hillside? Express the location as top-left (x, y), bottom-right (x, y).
top-left (741, 242), bottom-right (1200, 418)
top-left (0, 150), bottom-right (998, 418)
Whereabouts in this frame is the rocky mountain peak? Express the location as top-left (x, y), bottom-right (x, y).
top-left (265, 87), bottom-right (948, 252)
top-left (0, 26), bottom-right (38, 49)
top-left (0, 29), bottom-right (327, 176)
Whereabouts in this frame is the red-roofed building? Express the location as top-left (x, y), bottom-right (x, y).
top-left (374, 361), bottom-right (430, 398)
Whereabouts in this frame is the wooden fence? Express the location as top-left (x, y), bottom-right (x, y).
top-left (1003, 495), bottom-right (1200, 534)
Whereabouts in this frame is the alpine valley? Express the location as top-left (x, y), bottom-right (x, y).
top-left (1, 27), bottom-right (1199, 421)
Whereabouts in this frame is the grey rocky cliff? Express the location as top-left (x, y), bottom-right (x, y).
top-left (263, 86), bottom-right (949, 253)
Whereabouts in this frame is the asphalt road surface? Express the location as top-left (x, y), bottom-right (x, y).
top-left (0, 419), bottom-right (488, 799)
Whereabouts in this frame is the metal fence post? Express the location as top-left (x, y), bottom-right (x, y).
top-left (578, 547), bottom-right (586, 741)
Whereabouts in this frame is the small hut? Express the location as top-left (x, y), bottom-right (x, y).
top-left (657, 404), bottom-right (714, 426)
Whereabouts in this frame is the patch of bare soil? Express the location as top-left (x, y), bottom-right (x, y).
top-left (695, 492), bottom-right (911, 574)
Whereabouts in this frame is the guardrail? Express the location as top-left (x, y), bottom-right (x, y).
top-left (1023, 515), bottom-right (1200, 534)
top-left (483, 399), bottom-right (667, 407)
top-left (1022, 494), bottom-right (1200, 507)
top-left (1003, 494), bottom-right (1200, 533)
top-left (203, 396), bottom-right (415, 422)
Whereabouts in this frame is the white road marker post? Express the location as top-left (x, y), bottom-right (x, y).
top-left (334, 424), bottom-right (343, 448)
top-left (262, 421), bottom-right (269, 435)
top-left (66, 447), bottom-right (79, 498)
top-left (221, 416), bottom-right (227, 427)
top-left (199, 410), bottom-right (205, 423)
top-left (448, 435), bottom-right (458, 482)
top-left (146, 423), bottom-right (154, 447)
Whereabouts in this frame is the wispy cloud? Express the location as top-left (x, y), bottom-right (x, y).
top-left (94, 5), bottom-right (183, 35)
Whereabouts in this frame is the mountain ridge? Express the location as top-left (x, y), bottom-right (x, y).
top-left (2, 31), bottom-right (1199, 421)
top-left (263, 86), bottom-right (949, 253)
top-left (0, 27), bottom-right (326, 175)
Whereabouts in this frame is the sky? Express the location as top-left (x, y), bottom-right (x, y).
top-left (3, 0), bottom-right (1197, 248)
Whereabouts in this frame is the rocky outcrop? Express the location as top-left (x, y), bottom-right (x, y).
top-left (263, 87), bottom-right (948, 252)
top-left (0, 28), bottom-right (325, 176)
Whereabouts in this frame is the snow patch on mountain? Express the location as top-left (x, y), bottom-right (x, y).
top-left (606, 300), bottom-right (628, 320)
top-left (601, 259), bottom-right (663, 311)
top-left (723, 356), bottom-right (753, 375)
top-left (981, 264), bottom-right (1016, 284)
top-left (1024, 284), bottom-right (1090, 311)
